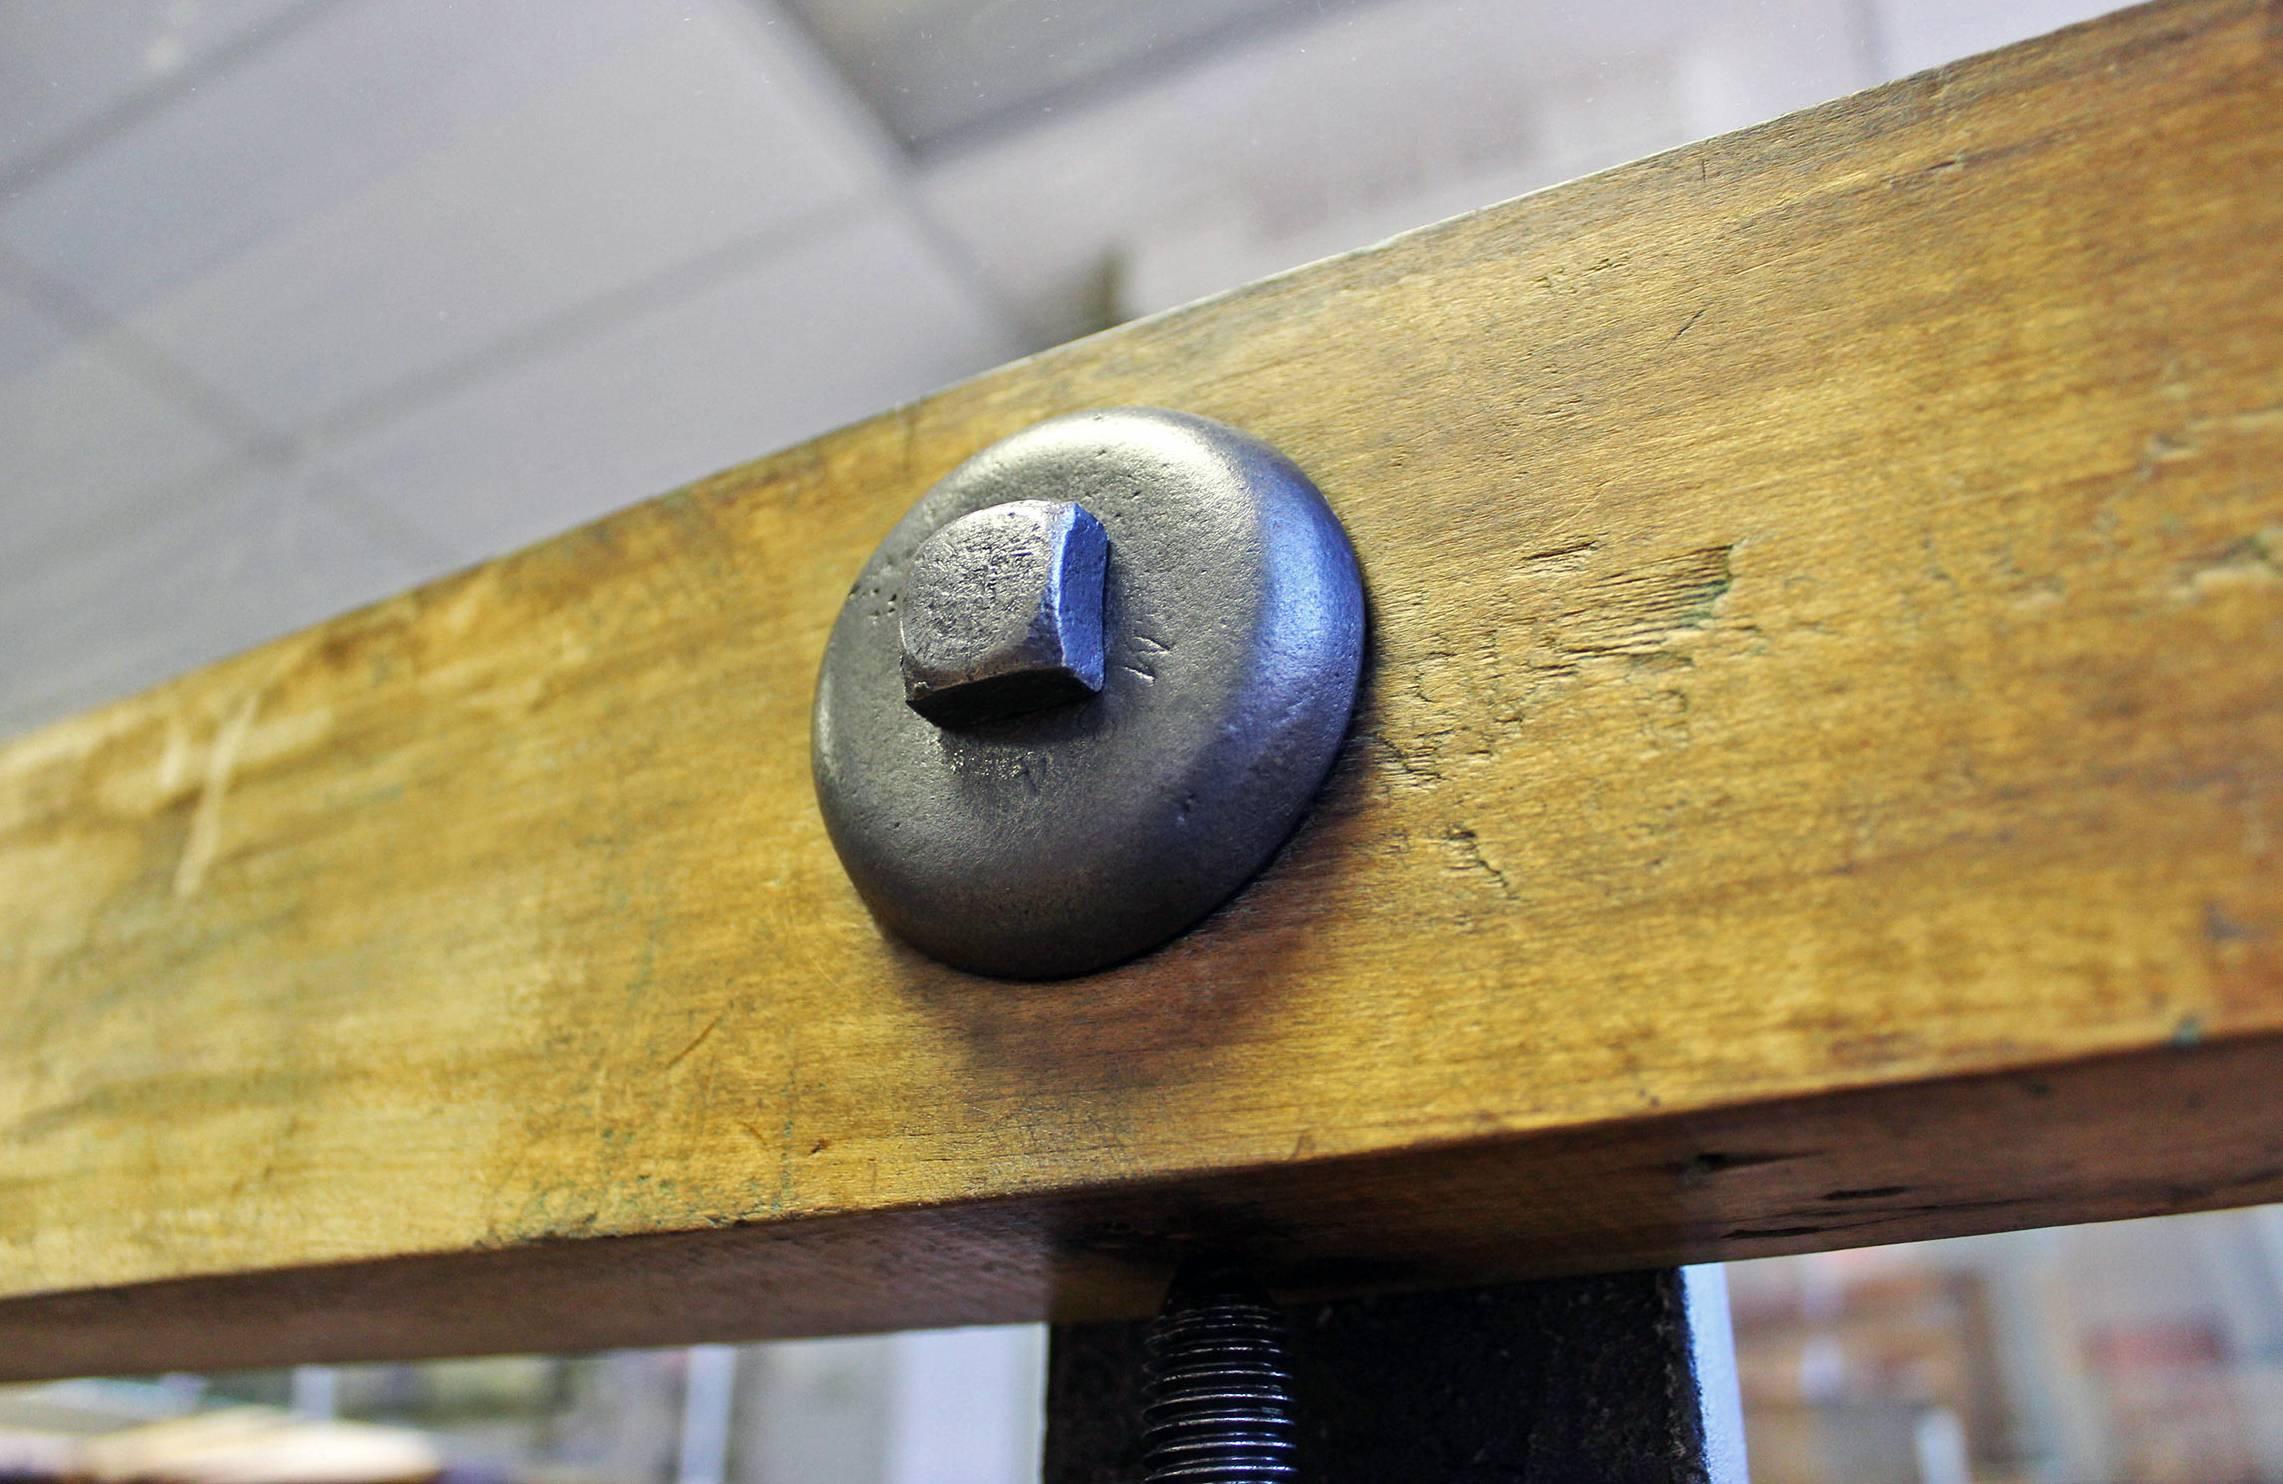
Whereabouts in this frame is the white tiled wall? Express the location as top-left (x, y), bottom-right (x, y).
top-left (0, 2), bottom-right (692, 316)
top-left (0, 0), bottom-right (310, 180)
top-left (0, 458), bottom-right (428, 727)
top-left (925, 0), bottom-right (1881, 338)
top-left (0, 277), bottom-right (235, 554)
top-left (324, 206), bottom-right (1023, 556)
top-left (1874, 0), bottom-right (2129, 74)
top-left (121, 1), bottom-right (880, 429)
top-left (0, 0), bottom-right (1022, 739)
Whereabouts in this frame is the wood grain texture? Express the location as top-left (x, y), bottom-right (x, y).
top-left (2, 0), bottom-right (2280, 1378)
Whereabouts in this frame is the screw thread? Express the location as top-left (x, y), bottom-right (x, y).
top-left (1143, 1267), bottom-right (1301, 1483)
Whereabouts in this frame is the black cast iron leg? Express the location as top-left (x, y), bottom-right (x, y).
top-left (1042, 1268), bottom-right (1746, 1484)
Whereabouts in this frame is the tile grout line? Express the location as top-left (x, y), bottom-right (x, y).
top-left (288, 465), bottom-right (467, 573)
top-left (0, 450), bottom-right (250, 577)
top-left (300, 195), bottom-right (875, 449)
top-left (258, 455), bottom-right (460, 581)
top-left (0, 244), bottom-right (452, 571)
top-left (0, 198), bottom-right (886, 574)
top-left (0, 244), bottom-right (297, 460)
top-left (0, 0), bottom-right (355, 202)
top-left (1854, 0), bottom-right (1895, 85)
top-left (736, 0), bottom-right (1054, 352)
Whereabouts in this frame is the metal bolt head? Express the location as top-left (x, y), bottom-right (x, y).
top-left (899, 499), bottom-right (1108, 726)
top-left (818, 409), bottom-right (1364, 976)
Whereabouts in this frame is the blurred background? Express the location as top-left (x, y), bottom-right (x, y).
top-left (6, 1211), bottom-right (2283, 1483)
top-left (9, 0), bottom-right (2278, 1481)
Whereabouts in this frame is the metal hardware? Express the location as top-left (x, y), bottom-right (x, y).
top-left (811, 407), bottom-right (1365, 979)
top-left (899, 498), bottom-right (1108, 727)
top-left (1143, 1265), bottom-right (1301, 1482)
top-left (1045, 1269), bottom-right (1747, 1484)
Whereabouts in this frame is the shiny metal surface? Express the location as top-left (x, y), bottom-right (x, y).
top-left (1142, 1266), bottom-right (1301, 1482)
top-left (899, 498), bottom-right (1108, 726)
top-left (812, 406), bottom-right (1365, 979)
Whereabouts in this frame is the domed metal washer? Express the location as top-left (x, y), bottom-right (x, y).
top-left (811, 407), bottom-right (1365, 979)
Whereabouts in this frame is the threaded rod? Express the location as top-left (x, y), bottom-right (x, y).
top-left (1142, 1265), bottom-right (1301, 1482)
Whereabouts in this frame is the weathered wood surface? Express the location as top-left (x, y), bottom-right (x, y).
top-left (2, 0), bottom-right (2279, 1377)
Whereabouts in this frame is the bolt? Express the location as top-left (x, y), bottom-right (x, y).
top-left (899, 499), bottom-right (1108, 727)
top-left (1142, 1264), bottom-right (1301, 1482)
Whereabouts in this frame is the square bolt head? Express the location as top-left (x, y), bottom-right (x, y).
top-left (899, 499), bottom-right (1108, 726)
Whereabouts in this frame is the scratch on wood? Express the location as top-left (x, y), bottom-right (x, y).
top-left (2142, 404), bottom-right (2283, 481)
top-left (1370, 543), bottom-right (1738, 790)
top-left (2172, 525), bottom-right (2283, 598)
top-left (1520, 538), bottom-right (1602, 569)
top-left (664, 1010), bottom-right (725, 1072)
top-left (173, 691), bottom-right (261, 898)
top-left (1543, 544), bottom-right (1737, 661)
top-left (1442, 825), bottom-right (1518, 899)
top-left (765, 1032), bottom-right (804, 1215)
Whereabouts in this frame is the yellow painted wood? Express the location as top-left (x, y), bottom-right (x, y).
top-left (1, 0), bottom-right (2279, 1376)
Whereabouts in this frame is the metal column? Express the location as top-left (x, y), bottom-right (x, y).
top-left (1043, 1267), bottom-right (1746, 1483)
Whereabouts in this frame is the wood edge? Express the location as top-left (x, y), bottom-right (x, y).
top-left (3, 1030), bottom-right (2274, 1380)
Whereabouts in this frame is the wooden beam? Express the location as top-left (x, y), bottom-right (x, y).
top-left (2, 0), bottom-right (2279, 1378)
